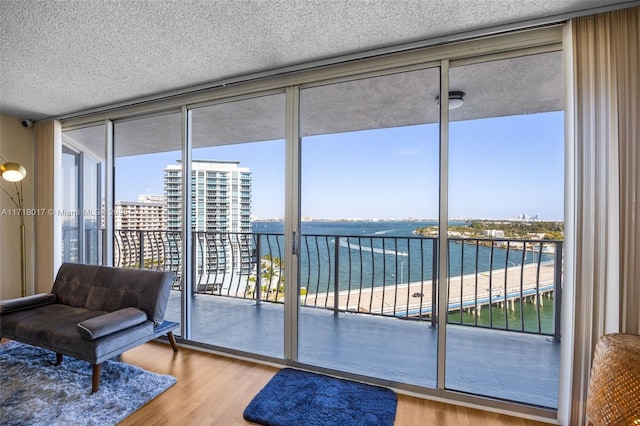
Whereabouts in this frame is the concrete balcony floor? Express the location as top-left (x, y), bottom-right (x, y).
top-left (164, 291), bottom-right (559, 409)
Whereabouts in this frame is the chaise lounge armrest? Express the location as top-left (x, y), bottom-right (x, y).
top-left (0, 293), bottom-right (56, 314)
top-left (77, 307), bottom-right (148, 341)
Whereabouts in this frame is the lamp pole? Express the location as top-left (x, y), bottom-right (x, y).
top-left (18, 184), bottom-right (26, 297)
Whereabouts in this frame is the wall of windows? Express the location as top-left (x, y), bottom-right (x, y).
top-left (57, 26), bottom-right (565, 420)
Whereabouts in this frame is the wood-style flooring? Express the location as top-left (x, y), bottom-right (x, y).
top-left (119, 341), bottom-right (552, 426)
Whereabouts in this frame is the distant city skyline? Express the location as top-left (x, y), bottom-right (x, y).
top-left (115, 111), bottom-right (564, 221)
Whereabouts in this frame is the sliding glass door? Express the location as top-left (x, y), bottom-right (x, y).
top-left (113, 111), bottom-right (183, 327)
top-left (445, 51), bottom-right (564, 407)
top-left (189, 93), bottom-right (286, 357)
top-left (298, 68), bottom-right (441, 387)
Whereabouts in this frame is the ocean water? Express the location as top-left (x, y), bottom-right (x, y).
top-left (253, 220), bottom-right (558, 334)
top-left (253, 220), bottom-right (554, 289)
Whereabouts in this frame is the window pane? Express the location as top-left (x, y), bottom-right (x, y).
top-left (190, 93), bottom-right (286, 357)
top-left (62, 125), bottom-right (106, 265)
top-left (299, 68), bottom-right (440, 388)
top-left (61, 145), bottom-right (79, 263)
top-left (446, 51), bottom-right (564, 408)
top-left (114, 111), bottom-right (183, 327)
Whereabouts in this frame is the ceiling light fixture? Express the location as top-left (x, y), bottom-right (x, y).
top-left (436, 91), bottom-right (466, 109)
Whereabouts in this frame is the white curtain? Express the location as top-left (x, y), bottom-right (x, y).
top-left (569, 7), bottom-right (640, 425)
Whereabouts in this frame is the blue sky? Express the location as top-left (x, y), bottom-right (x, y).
top-left (115, 111), bottom-right (564, 221)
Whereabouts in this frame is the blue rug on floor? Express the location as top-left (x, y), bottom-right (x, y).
top-left (0, 341), bottom-right (176, 426)
top-left (243, 368), bottom-right (397, 426)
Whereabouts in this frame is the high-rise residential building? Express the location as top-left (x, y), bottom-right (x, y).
top-left (164, 160), bottom-right (252, 232)
top-left (164, 160), bottom-right (253, 287)
top-left (113, 195), bottom-right (167, 269)
top-left (115, 195), bottom-right (166, 231)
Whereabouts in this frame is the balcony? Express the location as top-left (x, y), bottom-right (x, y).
top-left (163, 293), bottom-right (559, 408)
top-left (114, 229), bottom-right (562, 409)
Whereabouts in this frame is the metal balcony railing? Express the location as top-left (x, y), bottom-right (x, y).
top-left (113, 230), bottom-right (562, 339)
top-left (114, 230), bottom-right (183, 289)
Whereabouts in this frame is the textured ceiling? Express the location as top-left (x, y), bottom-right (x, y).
top-left (1, 0), bottom-right (634, 121)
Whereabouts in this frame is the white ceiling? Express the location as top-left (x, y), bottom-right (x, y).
top-left (1, 0), bottom-right (635, 122)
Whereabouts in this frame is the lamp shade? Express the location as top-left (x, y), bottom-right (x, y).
top-left (0, 162), bottom-right (27, 182)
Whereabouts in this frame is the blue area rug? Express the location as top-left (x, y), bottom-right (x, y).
top-left (0, 341), bottom-right (176, 426)
top-left (243, 368), bottom-right (397, 426)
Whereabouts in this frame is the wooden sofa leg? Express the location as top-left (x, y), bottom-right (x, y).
top-left (56, 353), bottom-right (63, 365)
top-left (167, 331), bottom-right (179, 353)
top-left (92, 364), bottom-right (102, 393)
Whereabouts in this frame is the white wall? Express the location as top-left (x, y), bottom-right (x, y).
top-left (0, 114), bottom-right (35, 298)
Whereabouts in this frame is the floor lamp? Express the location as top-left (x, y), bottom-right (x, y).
top-left (0, 153), bottom-right (27, 297)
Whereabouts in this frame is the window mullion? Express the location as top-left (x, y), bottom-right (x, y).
top-left (437, 59), bottom-right (450, 391)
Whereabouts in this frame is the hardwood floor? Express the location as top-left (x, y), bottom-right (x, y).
top-left (120, 341), bottom-right (551, 426)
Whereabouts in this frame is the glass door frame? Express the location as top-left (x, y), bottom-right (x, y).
top-left (437, 58), bottom-right (450, 391)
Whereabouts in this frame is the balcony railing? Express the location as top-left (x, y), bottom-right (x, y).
top-left (114, 230), bottom-right (183, 288)
top-left (114, 230), bottom-right (562, 339)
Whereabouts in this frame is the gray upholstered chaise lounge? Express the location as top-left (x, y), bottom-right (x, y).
top-left (0, 262), bottom-right (177, 393)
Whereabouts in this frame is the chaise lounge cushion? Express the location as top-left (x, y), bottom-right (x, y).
top-left (77, 307), bottom-right (148, 341)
